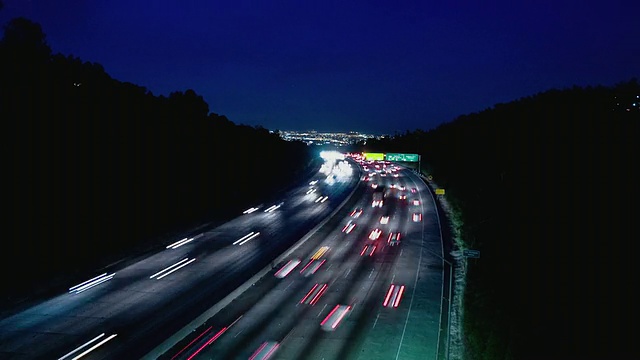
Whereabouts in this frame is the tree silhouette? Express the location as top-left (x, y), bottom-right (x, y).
top-left (1, 17), bottom-right (51, 67)
top-left (358, 79), bottom-right (639, 359)
top-left (0, 17), bottom-right (316, 309)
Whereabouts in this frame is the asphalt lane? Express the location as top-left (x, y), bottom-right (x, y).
top-left (0, 158), bottom-right (357, 360)
top-left (159, 159), bottom-right (445, 360)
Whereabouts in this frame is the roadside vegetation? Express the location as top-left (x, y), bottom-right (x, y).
top-left (1, 17), bottom-right (316, 310)
top-left (361, 79), bottom-right (639, 359)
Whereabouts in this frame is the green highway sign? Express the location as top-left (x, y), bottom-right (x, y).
top-left (385, 153), bottom-right (420, 162)
top-left (463, 249), bottom-right (480, 258)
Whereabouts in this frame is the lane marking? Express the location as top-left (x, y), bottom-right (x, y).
top-left (372, 313), bottom-right (380, 329)
top-left (317, 304), bottom-right (328, 317)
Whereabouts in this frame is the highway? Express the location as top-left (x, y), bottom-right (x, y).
top-left (0, 155), bottom-right (358, 360)
top-left (156, 155), bottom-right (446, 360)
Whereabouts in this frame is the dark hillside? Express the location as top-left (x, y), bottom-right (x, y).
top-left (363, 80), bottom-right (639, 359)
top-left (0, 18), bottom-right (315, 309)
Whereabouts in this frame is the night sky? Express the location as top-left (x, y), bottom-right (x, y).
top-left (1, 0), bottom-right (638, 134)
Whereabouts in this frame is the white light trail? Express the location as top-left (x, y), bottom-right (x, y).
top-left (166, 237), bottom-right (194, 249)
top-left (237, 232), bottom-right (260, 245)
top-left (233, 232), bottom-right (258, 245)
top-left (156, 258), bottom-right (196, 280)
top-left (69, 273), bottom-right (107, 292)
top-left (58, 333), bottom-right (117, 360)
top-left (149, 258), bottom-right (192, 279)
top-left (69, 273), bottom-right (115, 294)
top-left (58, 333), bottom-right (105, 360)
top-left (243, 207), bottom-right (259, 214)
top-left (264, 202), bottom-right (283, 212)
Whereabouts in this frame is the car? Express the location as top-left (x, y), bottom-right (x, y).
top-left (387, 232), bottom-right (401, 246)
top-left (299, 259), bottom-right (326, 277)
top-left (311, 246), bottom-right (330, 260)
top-left (398, 194), bottom-right (407, 200)
top-left (321, 305), bottom-right (351, 331)
top-left (410, 187), bottom-right (417, 193)
top-left (342, 221), bottom-right (356, 234)
top-left (360, 244), bottom-right (377, 256)
top-left (349, 208), bottom-right (363, 217)
top-left (389, 183), bottom-right (397, 188)
top-left (412, 213), bottom-right (422, 222)
top-left (398, 185), bottom-right (406, 191)
top-left (380, 216), bottom-right (389, 224)
top-left (369, 228), bottom-right (382, 240)
top-left (372, 191), bottom-right (384, 207)
top-left (300, 283), bottom-right (329, 305)
top-left (371, 183), bottom-right (378, 189)
top-left (383, 284), bottom-right (406, 308)
top-left (274, 259), bottom-right (301, 278)
top-left (412, 199), bottom-right (420, 206)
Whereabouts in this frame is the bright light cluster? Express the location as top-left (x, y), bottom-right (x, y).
top-left (320, 162), bottom-right (333, 175)
top-left (320, 151), bottom-right (345, 161)
top-left (333, 160), bottom-right (353, 178)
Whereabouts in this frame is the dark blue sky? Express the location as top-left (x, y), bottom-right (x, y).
top-left (2, 1), bottom-right (638, 134)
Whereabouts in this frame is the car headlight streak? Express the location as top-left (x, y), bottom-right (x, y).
top-left (149, 258), bottom-right (196, 280)
top-left (68, 273), bottom-right (115, 294)
top-left (233, 232), bottom-right (260, 245)
top-left (166, 237), bottom-right (194, 249)
top-left (57, 333), bottom-right (118, 360)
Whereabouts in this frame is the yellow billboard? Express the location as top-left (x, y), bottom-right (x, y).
top-left (363, 152), bottom-right (384, 161)
top-left (435, 189), bottom-right (445, 195)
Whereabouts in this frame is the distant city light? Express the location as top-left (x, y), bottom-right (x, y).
top-left (277, 130), bottom-right (384, 146)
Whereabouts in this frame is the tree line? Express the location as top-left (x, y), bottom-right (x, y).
top-left (0, 18), bottom-right (315, 308)
top-left (361, 79), bottom-right (639, 359)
